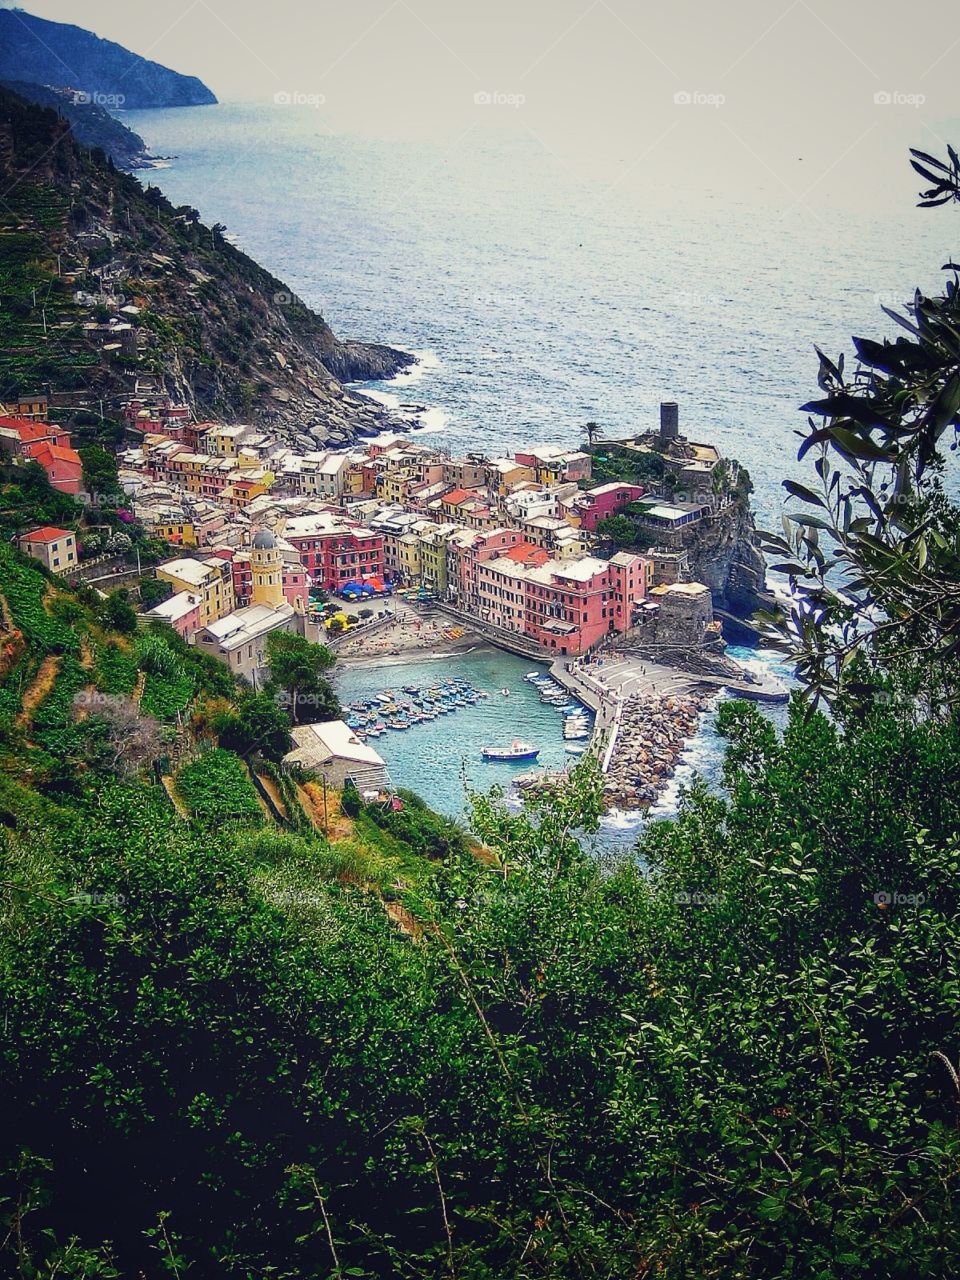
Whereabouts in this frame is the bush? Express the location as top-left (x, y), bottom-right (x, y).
top-left (175, 749), bottom-right (262, 828)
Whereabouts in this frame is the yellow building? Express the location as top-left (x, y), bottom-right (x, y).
top-left (157, 556), bottom-right (235, 627)
top-left (342, 460), bottom-right (366, 496)
top-left (418, 524), bottom-right (456, 594)
top-left (378, 468), bottom-right (417, 505)
top-left (250, 529), bottom-right (285, 607)
top-left (208, 425), bottom-right (249, 458)
top-left (397, 532), bottom-right (422, 583)
top-left (155, 520), bottom-right (197, 547)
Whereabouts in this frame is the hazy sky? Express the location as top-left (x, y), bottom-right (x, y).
top-left (12, 0), bottom-right (960, 204)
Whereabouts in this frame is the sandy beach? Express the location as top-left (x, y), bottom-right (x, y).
top-left (331, 605), bottom-right (483, 666)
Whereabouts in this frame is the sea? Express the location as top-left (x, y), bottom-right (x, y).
top-left (124, 101), bottom-right (954, 841)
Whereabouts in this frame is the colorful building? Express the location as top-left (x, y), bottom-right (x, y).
top-left (18, 526), bottom-right (77, 574)
top-left (574, 481), bottom-right (646, 532)
top-left (156, 556), bottom-right (235, 628)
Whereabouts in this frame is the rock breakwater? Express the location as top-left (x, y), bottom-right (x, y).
top-left (603, 690), bottom-right (711, 809)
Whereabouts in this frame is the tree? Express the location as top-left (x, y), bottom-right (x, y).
top-left (98, 589), bottom-right (137, 635)
top-left (594, 513), bottom-right (655, 551)
top-left (78, 445), bottom-right (119, 501)
top-left (214, 692), bottom-right (292, 763)
top-left (584, 420), bottom-right (600, 446)
top-left (763, 144), bottom-right (960, 708)
top-left (78, 693), bottom-right (164, 777)
top-left (264, 631), bottom-right (339, 724)
top-left (138, 576), bottom-right (172, 611)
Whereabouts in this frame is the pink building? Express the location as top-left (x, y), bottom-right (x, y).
top-left (447, 527), bottom-right (529, 610)
top-left (474, 550), bottom-right (651, 655)
top-left (575, 481), bottom-right (646, 532)
top-left (146, 590), bottom-right (201, 639)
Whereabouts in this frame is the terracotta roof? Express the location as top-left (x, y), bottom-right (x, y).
top-left (0, 417), bottom-right (60, 442)
top-left (441, 488), bottom-right (473, 505)
top-left (27, 441), bottom-right (82, 467)
top-left (504, 542), bottom-right (549, 566)
top-left (22, 526), bottom-right (72, 543)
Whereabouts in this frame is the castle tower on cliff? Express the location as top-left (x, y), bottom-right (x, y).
top-left (250, 528), bottom-right (283, 608)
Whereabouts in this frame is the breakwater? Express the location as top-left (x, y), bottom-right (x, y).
top-left (602, 690), bottom-right (713, 809)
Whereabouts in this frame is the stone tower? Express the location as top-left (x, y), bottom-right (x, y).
top-left (250, 528), bottom-right (283, 608)
top-left (659, 400), bottom-right (679, 444)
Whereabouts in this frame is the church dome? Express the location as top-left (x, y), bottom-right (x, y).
top-left (251, 529), bottom-right (276, 550)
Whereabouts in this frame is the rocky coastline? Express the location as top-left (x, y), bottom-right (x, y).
top-left (602, 690), bottom-right (712, 810)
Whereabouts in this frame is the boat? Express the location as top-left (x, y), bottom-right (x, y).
top-left (403, 684), bottom-right (420, 694)
top-left (499, 688), bottom-right (510, 696)
top-left (565, 744), bottom-right (587, 755)
top-left (481, 740), bottom-right (540, 762)
top-left (524, 671), bottom-right (543, 681)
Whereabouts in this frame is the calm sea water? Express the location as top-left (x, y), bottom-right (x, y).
top-left (123, 103), bottom-right (945, 834)
top-left (332, 644), bottom-right (794, 842)
top-left (333, 650), bottom-right (578, 813)
top-left (127, 101), bottom-right (958, 532)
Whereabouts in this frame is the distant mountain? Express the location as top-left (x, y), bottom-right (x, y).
top-left (1, 80), bottom-right (156, 169)
top-left (0, 8), bottom-right (216, 109)
top-left (0, 87), bottom-right (412, 445)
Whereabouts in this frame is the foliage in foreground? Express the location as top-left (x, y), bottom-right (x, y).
top-left (1, 700), bottom-right (959, 1278)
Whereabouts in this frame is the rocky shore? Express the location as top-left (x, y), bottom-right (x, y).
top-left (603, 690), bottom-right (712, 809)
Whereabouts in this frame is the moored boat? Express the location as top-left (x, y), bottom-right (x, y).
top-left (481, 740), bottom-right (540, 762)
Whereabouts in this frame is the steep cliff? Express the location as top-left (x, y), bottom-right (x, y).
top-left (0, 88), bottom-right (412, 444)
top-left (683, 502), bottom-right (772, 641)
top-left (0, 9), bottom-right (216, 109)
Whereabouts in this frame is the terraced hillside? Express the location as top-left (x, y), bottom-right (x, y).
top-left (0, 87), bottom-right (411, 445)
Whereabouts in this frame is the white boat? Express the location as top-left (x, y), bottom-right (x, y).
top-left (481, 740), bottom-right (540, 762)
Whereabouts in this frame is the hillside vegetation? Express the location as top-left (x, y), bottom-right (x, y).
top-left (0, 8), bottom-right (216, 109)
top-left (0, 88), bottom-right (411, 444)
top-left (1, 144), bottom-right (960, 1280)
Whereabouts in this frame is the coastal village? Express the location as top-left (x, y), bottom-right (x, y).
top-left (2, 389), bottom-right (785, 809)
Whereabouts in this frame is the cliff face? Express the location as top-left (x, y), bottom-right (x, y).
top-left (0, 10), bottom-right (216, 109)
top-left (0, 89), bottom-right (412, 445)
top-left (684, 502), bottom-right (770, 638)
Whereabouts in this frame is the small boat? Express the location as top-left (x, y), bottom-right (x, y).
top-left (524, 671), bottom-right (543, 681)
top-left (499, 688), bottom-right (510, 696)
top-left (403, 684), bottom-right (420, 694)
top-left (565, 744), bottom-right (587, 755)
top-left (481, 740), bottom-right (540, 762)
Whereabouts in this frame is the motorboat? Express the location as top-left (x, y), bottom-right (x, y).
top-left (481, 740), bottom-right (540, 762)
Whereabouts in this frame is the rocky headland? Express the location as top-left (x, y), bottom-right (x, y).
top-left (0, 10), bottom-right (217, 109)
top-left (0, 87), bottom-right (413, 445)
